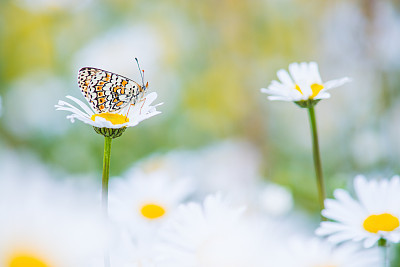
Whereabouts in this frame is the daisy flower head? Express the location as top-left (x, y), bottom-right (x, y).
top-left (0, 175), bottom-right (106, 267)
top-left (261, 62), bottom-right (350, 107)
top-left (316, 175), bottom-right (400, 248)
top-left (109, 169), bottom-right (193, 235)
top-left (157, 194), bottom-right (268, 267)
top-left (55, 91), bottom-right (161, 137)
top-left (284, 237), bottom-right (381, 267)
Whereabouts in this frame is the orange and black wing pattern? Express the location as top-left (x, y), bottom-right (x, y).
top-left (78, 67), bottom-right (143, 113)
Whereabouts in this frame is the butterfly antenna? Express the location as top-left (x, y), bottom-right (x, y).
top-left (135, 57), bottom-right (145, 87)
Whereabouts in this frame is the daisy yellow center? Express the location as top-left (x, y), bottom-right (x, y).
top-left (294, 83), bottom-right (324, 99)
top-left (91, 113), bottom-right (129, 125)
top-left (363, 213), bottom-right (399, 233)
top-left (140, 203), bottom-right (166, 219)
top-left (8, 254), bottom-right (49, 267)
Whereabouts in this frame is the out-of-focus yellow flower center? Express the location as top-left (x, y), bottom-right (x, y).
top-left (142, 159), bottom-right (165, 174)
top-left (294, 83), bottom-right (324, 99)
top-left (91, 113), bottom-right (129, 125)
top-left (140, 203), bottom-right (166, 219)
top-left (8, 254), bottom-right (49, 267)
top-left (363, 213), bottom-right (399, 233)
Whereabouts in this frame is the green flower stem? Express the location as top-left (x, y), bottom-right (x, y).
top-left (307, 106), bottom-right (326, 219)
top-left (102, 136), bottom-right (112, 214)
top-left (101, 136), bottom-right (112, 267)
top-left (384, 245), bottom-right (389, 267)
top-left (378, 239), bottom-right (389, 267)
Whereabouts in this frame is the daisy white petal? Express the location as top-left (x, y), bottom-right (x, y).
top-left (288, 62), bottom-right (304, 85)
top-left (55, 99), bottom-right (93, 120)
top-left (315, 91), bottom-right (331, 99)
top-left (324, 77), bottom-right (352, 90)
top-left (285, 237), bottom-right (381, 267)
top-left (268, 95), bottom-right (295, 101)
top-left (276, 69), bottom-right (294, 86)
top-left (308, 61), bottom-right (322, 84)
top-left (66, 95), bottom-right (94, 115)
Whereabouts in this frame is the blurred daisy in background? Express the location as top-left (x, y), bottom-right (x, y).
top-left (122, 141), bottom-right (295, 218)
top-left (190, 140), bottom-right (262, 205)
top-left (109, 168), bottom-right (193, 233)
top-left (99, 228), bottom-right (158, 267)
top-left (257, 182), bottom-right (293, 217)
top-left (55, 92), bottom-right (161, 129)
top-left (107, 168), bottom-right (193, 267)
top-left (316, 175), bottom-right (400, 248)
top-left (125, 150), bottom-right (197, 185)
top-left (285, 238), bottom-right (381, 267)
top-left (0, 175), bottom-right (106, 267)
top-left (126, 140), bottom-right (263, 206)
top-left (261, 61), bottom-right (350, 102)
top-left (157, 194), bottom-right (271, 267)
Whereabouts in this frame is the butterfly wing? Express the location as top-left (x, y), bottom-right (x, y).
top-left (78, 67), bottom-right (142, 113)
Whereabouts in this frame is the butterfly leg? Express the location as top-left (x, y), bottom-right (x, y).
top-left (124, 103), bottom-right (134, 120)
top-left (124, 97), bottom-right (147, 119)
top-left (138, 97), bottom-right (147, 115)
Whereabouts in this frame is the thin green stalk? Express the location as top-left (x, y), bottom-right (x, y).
top-left (307, 106), bottom-right (326, 219)
top-left (384, 245), bottom-right (390, 267)
top-left (379, 239), bottom-right (390, 267)
top-left (102, 136), bottom-right (112, 267)
top-left (102, 136), bottom-right (112, 214)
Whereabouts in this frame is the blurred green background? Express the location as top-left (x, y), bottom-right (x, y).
top-left (1, 0), bottom-right (400, 213)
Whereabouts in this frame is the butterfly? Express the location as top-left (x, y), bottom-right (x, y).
top-left (78, 58), bottom-right (148, 114)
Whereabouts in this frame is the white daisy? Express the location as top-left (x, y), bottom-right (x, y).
top-left (123, 150), bottom-right (197, 185)
top-left (107, 169), bottom-right (193, 267)
top-left (106, 229), bottom-right (158, 267)
top-left (0, 176), bottom-right (106, 267)
top-left (261, 62), bottom-right (351, 102)
top-left (109, 169), bottom-right (193, 234)
top-left (55, 92), bottom-right (161, 129)
top-left (284, 237), bottom-right (381, 267)
top-left (316, 175), bottom-right (400, 248)
top-left (157, 194), bottom-right (268, 267)
top-left (122, 140), bottom-right (261, 207)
